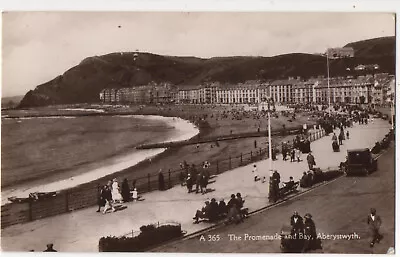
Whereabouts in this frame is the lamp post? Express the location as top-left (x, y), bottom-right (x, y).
top-left (266, 98), bottom-right (274, 173)
top-left (390, 97), bottom-right (394, 130)
top-left (326, 49), bottom-right (331, 115)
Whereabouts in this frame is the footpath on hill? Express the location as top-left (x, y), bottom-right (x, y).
top-left (1, 119), bottom-right (391, 252)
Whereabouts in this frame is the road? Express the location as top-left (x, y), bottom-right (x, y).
top-left (155, 144), bottom-right (395, 254)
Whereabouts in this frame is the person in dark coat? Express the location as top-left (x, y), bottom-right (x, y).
top-left (303, 213), bottom-right (319, 252)
top-left (121, 178), bottom-right (131, 202)
top-left (179, 171), bottom-right (185, 186)
top-left (97, 185), bottom-right (106, 212)
top-left (300, 172), bottom-right (310, 188)
top-left (227, 194), bottom-right (240, 223)
top-left (282, 143), bottom-right (288, 161)
top-left (338, 132), bottom-right (344, 145)
top-left (290, 148), bottom-right (296, 162)
top-left (102, 184), bottom-right (115, 214)
top-left (269, 171), bottom-right (281, 202)
top-left (234, 192), bottom-right (243, 208)
top-left (195, 173), bottom-right (202, 194)
top-left (158, 170), bottom-right (165, 191)
top-left (208, 198), bottom-right (219, 221)
top-left (218, 199), bottom-right (228, 217)
top-left (367, 208), bottom-right (383, 247)
top-left (186, 174), bottom-right (193, 193)
top-left (43, 243), bottom-right (57, 252)
top-left (290, 211), bottom-right (304, 234)
top-left (307, 152), bottom-right (316, 170)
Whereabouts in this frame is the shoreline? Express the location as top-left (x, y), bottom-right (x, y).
top-left (1, 114), bottom-right (200, 204)
top-left (1, 104), bottom-right (316, 206)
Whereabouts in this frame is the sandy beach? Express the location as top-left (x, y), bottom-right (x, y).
top-left (1, 114), bottom-right (199, 204)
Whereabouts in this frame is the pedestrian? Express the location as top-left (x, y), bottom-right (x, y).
top-left (303, 213), bottom-right (319, 252)
top-left (367, 208), bottom-right (383, 247)
top-left (296, 148), bottom-right (301, 162)
top-left (158, 170), bottom-right (165, 191)
top-left (307, 152), bottom-right (315, 170)
top-left (121, 178), bottom-right (131, 203)
top-left (338, 133), bottom-right (343, 145)
top-left (179, 171), bottom-right (185, 186)
top-left (111, 178), bottom-right (123, 203)
top-left (43, 243), bottom-right (57, 252)
top-left (290, 211), bottom-right (304, 234)
top-left (331, 133), bottom-right (337, 142)
top-left (131, 188), bottom-right (138, 201)
top-left (195, 173), bottom-right (202, 193)
top-left (200, 172), bottom-right (208, 194)
top-left (97, 185), bottom-right (106, 212)
top-left (131, 179), bottom-right (137, 192)
top-left (103, 185), bottom-right (115, 214)
top-left (290, 148), bottom-right (296, 162)
top-left (346, 130), bottom-right (350, 139)
top-left (186, 174), bottom-right (193, 193)
top-left (282, 143), bottom-right (287, 161)
top-left (252, 164), bottom-right (259, 181)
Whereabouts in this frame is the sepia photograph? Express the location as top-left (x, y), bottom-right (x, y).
top-left (1, 11), bottom-right (396, 254)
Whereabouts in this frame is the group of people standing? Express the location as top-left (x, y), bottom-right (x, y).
top-left (97, 178), bottom-right (139, 214)
top-left (289, 211), bottom-right (320, 252)
top-left (180, 161), bottom-right (211, 194)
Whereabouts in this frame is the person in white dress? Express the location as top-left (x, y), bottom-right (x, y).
top-left (111, 178), bottom-right (123, 203)
top-left (131, 188), bottom-right (138, 201)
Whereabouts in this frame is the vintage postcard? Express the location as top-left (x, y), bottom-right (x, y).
top-left (1, 10), bottom-right (396, 254)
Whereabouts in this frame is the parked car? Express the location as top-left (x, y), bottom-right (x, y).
top-left (345, 148), bottom-right (377, 176)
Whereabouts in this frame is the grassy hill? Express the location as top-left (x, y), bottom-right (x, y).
top-left (19, 36), bottom-right (395, 108)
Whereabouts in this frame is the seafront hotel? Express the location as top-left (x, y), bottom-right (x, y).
top-left (100, 73), bottom-right (394, 106)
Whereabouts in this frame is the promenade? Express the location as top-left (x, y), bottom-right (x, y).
top-left (1, 119), bottom-right (391, 252)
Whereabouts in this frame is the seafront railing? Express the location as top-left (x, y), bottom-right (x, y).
top-left (1, 128), bottom-right (326, 229)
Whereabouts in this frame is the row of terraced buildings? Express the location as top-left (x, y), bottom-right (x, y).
top-left (99, 73), bottom-right (394, 105)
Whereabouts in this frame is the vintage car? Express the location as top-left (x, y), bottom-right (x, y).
top-left (345, 148), bottom-right (377, 176)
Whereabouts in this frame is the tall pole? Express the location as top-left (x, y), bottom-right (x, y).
top-left (327, 51), bottom-right (331, 115)
top-left (268, 111), bottom-right (272, 172)
top-left (391, 100), bottom-right (394, 130)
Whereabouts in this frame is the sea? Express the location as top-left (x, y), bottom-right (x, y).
top-left (1, 109), bottom-right (199, 204)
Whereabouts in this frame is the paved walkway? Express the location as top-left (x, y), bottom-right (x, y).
top-left (1, 119), bottom-right (391, 252)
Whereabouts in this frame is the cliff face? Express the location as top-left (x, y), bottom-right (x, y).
top-left (18, 36), bottom-right (395, 108)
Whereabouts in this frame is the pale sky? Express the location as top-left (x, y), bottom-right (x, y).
top-left (2, 12), bottom-right (395, 97)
